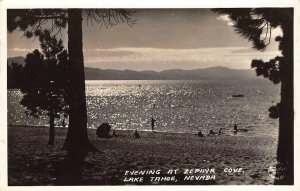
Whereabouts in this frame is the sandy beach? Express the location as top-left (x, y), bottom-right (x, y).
top-left (7, 125), bottom-right (278, 185)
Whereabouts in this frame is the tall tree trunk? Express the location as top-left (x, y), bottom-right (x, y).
top-left (62, 9), bottom-right (96, 154)
top-left (275, 9), bottom-right (294, 184)
top-left (48, 109), bottom-right (55, 145)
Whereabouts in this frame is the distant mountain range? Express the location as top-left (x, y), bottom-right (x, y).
top-left (7, 56), bottom-right (26, 66)
top-left (8, 56), bottom-right (259, 80)
top-left (84, 67), bottom-right (258, 80)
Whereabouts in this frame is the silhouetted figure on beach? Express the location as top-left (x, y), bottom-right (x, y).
top-left (151, 117), bottom-right (156, 132)
top-left (61, 119), bottom-right (66, 128)
top-left (112, 129), bottom-right (119, 137)
top-left (134, 129), bottom-right (141, 138)
top-left (234, 124), bottom-right (238, 134)
top-left (198, 130), bottom-right (204, 137)
top-left (97, 123), bottom-right (112, 138)
top-left (218, 128), bottom-right (223, 135)
top-left (61, 114), bottom-right (68, 127)
top-left (208, 130), bottom-right (217, 136)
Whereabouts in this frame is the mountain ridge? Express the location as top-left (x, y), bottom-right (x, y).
top-left (7, 56), bottom-right (258, 80)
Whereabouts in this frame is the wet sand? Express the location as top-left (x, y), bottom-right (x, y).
top-left (7, 125), bottom-right (278, 185)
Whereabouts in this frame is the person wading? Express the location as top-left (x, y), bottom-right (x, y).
top-left (151, 117), bottom-right (156, 132)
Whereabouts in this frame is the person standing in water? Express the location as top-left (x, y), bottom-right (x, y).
top-left (234, 124), bottom-right (238, 134)
top-left (151, 117), bottom-right (156, 132)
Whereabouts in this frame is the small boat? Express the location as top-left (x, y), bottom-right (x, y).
top-left (232, 94), bottom-right (245, 98)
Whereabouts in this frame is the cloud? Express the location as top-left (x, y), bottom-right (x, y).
top-left (9, 48), bottom-right (35, 52)
top-left (216, 15), bottom-right (234, 26)
top-left (83, 48), bottom-right (136, 57)
top-left (84, 46), bottom-right (281, 71)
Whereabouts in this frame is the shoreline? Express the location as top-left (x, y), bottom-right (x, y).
top-left (7, 124), bottom-right (277, 137)
top-left (7, 125), bottom-right (278, 185)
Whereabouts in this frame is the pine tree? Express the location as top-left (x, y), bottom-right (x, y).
top-left (21, 30), bottom-right (69, 145)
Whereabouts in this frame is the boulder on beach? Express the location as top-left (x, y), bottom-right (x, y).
top-left (96, 123), bottom-right (112, 138)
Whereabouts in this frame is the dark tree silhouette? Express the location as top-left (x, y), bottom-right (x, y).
top-left (213, 8), bottom-right (293, 184)
top-left (7, 9), bottom-right (135, 155)
top-left (21, 30), bottom-right (69, 145)
top-left (7, 60), bottom-right (24, 89)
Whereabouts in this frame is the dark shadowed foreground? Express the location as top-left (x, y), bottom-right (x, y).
top-left (8, 126), bottom-right (278, 185)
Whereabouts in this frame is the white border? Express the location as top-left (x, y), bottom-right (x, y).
top-left (0, 0), bottom-right (298, 8)
top-left (0, 0), bottom-right (299, 191)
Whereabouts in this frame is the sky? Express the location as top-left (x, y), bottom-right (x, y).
top-left (7, 9), bottom-right (282, 71)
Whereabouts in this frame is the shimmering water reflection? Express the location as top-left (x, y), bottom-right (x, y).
top-left (8, 80), bottom-right (280, 136)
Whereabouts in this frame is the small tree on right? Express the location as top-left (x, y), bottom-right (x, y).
top-left (213, 8), bottom-right (293, 184)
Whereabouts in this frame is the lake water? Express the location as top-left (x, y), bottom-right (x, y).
top-left (8, 79), bottom-right (280, 137)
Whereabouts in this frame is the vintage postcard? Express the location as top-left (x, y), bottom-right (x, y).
top-left (0, 0), bottom-right (299, 190)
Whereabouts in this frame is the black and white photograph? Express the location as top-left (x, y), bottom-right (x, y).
top-left (0, 0), bottom-right (299, 189)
